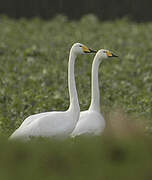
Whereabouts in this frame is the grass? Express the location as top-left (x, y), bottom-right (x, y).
top-left (0, 14), bottom-right (152, 179)
top-left (1, 133), bottom-right (152, 180)
top-left (0, 15), bottom-right (152, 135)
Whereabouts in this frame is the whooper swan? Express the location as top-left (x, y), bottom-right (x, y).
top-left (10, 43), bottom-right (96, 140)
top-left (71, 49), bottom-right (118, 137)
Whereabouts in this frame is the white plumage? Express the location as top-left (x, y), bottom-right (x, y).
top-left (71, 49), bottom-right (118, 137)
top-left (71, 110), bottom-right (105, 136)
top-left (10, 43), bottom-right (96, 140)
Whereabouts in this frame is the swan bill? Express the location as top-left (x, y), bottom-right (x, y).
top-left (106, 51), bottom-right (118, 57)
top-left (89, 48), bottom-right (97, 53)
top-left (82, 46), bottom-right (97, 53)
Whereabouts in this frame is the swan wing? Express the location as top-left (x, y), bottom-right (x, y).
top-left (71, 110), bottom-right (105, 137)
top-left (10, 111), bottom-right (76, 140)
top-left (19, 112), bottom-right (50, 128)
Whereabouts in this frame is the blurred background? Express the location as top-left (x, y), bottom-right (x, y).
top-left (0, 0), bottom-right (152, 22)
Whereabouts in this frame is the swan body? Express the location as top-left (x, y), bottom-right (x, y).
top-left (71, 49), bottom-right (118, 137)
top-left (10, 43), bottom-right (96, 140)
top-left (71, 110), bottom-right (105, 136)
top-left (12, 111), bottom-right (78, 139)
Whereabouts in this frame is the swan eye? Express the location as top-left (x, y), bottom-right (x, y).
top-left (103, 51), bottom-right (107, 53)
top-left (79, 45), bottom-right (82, 47)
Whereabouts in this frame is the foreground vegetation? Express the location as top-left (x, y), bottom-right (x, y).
top-left (0, 14), bottom-right (152, 179)
top-left (1, 130), bottom-right (152, 180)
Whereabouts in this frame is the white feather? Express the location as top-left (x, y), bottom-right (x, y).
top-left (10, 43), bottom-right (95, 140)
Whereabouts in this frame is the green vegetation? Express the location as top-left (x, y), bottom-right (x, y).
top-left (0, 15), bottom-right (152, 135)
top-left (0, 15), bottom-right (152, 180)
top-left (1, 132), bottom-right (152, 180)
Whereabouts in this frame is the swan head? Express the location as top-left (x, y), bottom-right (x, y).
top-left (71, 43), bottom-right (97, 55)
top-left (96, 49), bottom-right (118, 60)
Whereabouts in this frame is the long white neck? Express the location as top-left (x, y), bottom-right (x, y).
top-left (68, 50), bottom-right (80, 114)
top-left (89, 53), bottom-right (102, 112)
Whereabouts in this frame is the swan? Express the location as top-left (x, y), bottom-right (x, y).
top-left (71, 49), bottom-right (118, 137)
top-left (10, 43), bottom-right (96, 140)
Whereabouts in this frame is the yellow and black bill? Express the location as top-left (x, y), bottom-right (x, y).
top-left (106, 51), bottom-right (118, 57)
top-left (82, 45), bottom-right (97, 53)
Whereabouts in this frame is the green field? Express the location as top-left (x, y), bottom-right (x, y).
top-left (0, 15), bottom-right (152, 179)
top-left (0, 135), bottom-right (152, 180)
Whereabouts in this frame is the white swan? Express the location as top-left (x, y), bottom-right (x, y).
top-left (10, 43), bottom-right (96, 140)
top-left (71, 49), bottom-right (118, 137)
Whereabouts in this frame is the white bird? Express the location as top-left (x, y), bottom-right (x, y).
top-left (71, 49), bottom-right (118, 137)
top-left (10, 43), bottom-right (96, 140)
